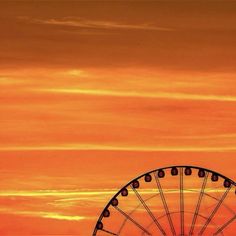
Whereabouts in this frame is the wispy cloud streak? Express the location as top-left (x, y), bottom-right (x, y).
top-left (34, 18), bottom-right (172, 31)
top-left (0, 188), bottom-right (230, 197)
top-left (41, 88), bottom-right (236, 102)
top-left (0, 207), bottom-right (86, 221)
top-left (0, 144), bottom-right (235, 152)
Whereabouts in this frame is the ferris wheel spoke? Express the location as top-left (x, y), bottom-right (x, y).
top-left (154, 174), bottom-right (176, 236)
top-left (213, 214), bottom-right (236, 235)
top-left (113, 206), bottom-right (152, 235)
top-left (199, 186), bottom-right (232, 235)
top-left (101, 228), bottom-right (118, 235)
top-left (189, 172), bottom-right (209, 235)
top-left (180, 167), bottom-right (184, 236)
top-left (131, 185), bottom-right (167, 236)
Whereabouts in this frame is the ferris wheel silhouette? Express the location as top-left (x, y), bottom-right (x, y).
top-left (93, 166), bottom-right (236, 236)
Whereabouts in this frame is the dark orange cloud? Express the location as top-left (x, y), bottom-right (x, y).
top-left (0, 1), bottom-right (236, 71)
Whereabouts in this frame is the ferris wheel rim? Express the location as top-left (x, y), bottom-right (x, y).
top-left (93, 165), bottom-right (236, 236)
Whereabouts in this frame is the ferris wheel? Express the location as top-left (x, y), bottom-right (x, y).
top-left (93, 166), bottom-right (236, 236)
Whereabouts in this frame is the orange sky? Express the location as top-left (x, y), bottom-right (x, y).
top-left (0, 1), bottom-right (236, 235)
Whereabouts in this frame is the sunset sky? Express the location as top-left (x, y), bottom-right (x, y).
top-left (0, 1), bottom-right (236, 235)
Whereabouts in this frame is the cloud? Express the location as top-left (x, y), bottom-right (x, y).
top-left (40, 88), bottom-right (236, 102)
top-left (0, 77), bottom-right (23, 85)
top-left (0, 144), bottom-right (235, 152)
top-left (39, 212), bottom-right (86, 221)
top-left (0, 188), bottom-right (230, 198)
top-left (0, 207), bottom-right (87, 221)
top-left (34, 17), bottom-right (172, 31)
